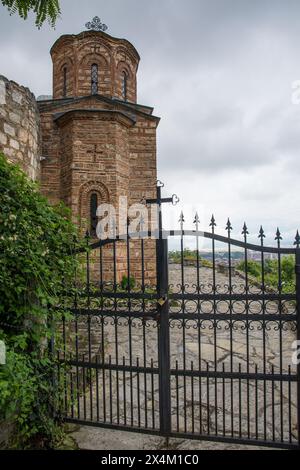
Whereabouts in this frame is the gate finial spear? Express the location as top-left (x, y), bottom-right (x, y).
top-left (294, 230), bottom-right (300, 248)
top-left (275, 227), bottom-right (282, 242)
top-left (242, 222), bottom-right (249, 237)
top-left (258, 225), bottom-right (265, 240)
top-left (179, 212), bottom-right (184, 232)
top-left (210, 214), bottom-right (216, 228)
top-left (226, 218), bottom-right (233, 233)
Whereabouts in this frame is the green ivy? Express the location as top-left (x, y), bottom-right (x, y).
top-left (0, 153), bottom-right (81, 448)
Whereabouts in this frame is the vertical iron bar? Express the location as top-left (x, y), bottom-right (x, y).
top-left (109, 355), bottom-right (113, 423)
top-left (206, 362), bottom-right (210, 435)
top-left (271, 365), bottom-right (275, 441)
top-left (211, 218), bottom-right (218, 435)
top-left (96, 355), bottom-right (99, 421)
top-left (123, 356), bottom-right (127, 425)
top-left (156, 184), bottom-right (171, 437)
top-left (276, 231), bottom-right (284, 442)
top-left (101, 318), bottom-right (106, 423)
top-left (260, 228), bottom-right (267, 441)
top-left (113, 231), bottom-right (120, 426)
top-left (191, 361), bottom-right (195, 434)
top-left (82, 353), bottom-right (87, 420)
top-left (255, 364), bottom-right (258, 440)
top-left (137, 357), bottom-right (141, 427)
top-left (288, 365), bottom-right (292, 444)
top-left (227, 224), bottom-right (234, 438)
top-left (70, 371), bottom-right (74, 419)
top-left (151, 358), bottom-right (155, 429)
top-left (72, 241), bottom-right (80, 420)
top-left (129, 316), bottom-right (133, 427)
top-left (222, 362), bottom-right (226, 436)
top-left (194, 214), bottom-right (200, 314)
top-left (198, 319), bottom-right (202, 434)
top-left (243, 224), bottom-right (250, 439)
top-left (142, 319), bottom-right (148, 429)
top-left (75, 316), bottom-right (80, 419)
top-left (238, 363), bottom-right (242, 438)
top-left (176, 360), bottom-right (179, 432)
top-left (86, 238), bottom-right (93, 422)
top-left (295, 248), bottom-right (300, 446)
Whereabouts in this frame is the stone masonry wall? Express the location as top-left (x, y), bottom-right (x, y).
top-left (0, 75), bottom-right (40, 180)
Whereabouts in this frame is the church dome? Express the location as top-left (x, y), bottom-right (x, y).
top-left (50, 28), bottom-right (140, 102)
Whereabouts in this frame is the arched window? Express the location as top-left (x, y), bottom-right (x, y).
top-left (90, 193), bottom-right (98, 236)
top-left (122, 71), bottom-right (127, 101)
top-left (91, 63), bottom-right (98, 95)
top-left (63, 66), bottom-right (67, 97)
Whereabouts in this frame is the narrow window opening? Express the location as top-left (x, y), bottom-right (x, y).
top-left (91, 63), bottom-right (98, 95)
top-left (122, 71), bottom-right (127, 101)
top-left (63, 66), bottom-right (67, 97)
top-left (90, 193), bottom-right (98, 236)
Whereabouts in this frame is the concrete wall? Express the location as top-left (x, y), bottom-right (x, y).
top-left (0, 75), bottom-right (40, 181)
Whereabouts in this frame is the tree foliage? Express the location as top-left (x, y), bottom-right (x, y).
top-left (1, 0), bottom-right (61, 28)
top-left (237, 257), bottom-right (296, 294)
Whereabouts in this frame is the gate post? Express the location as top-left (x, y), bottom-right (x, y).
top-left (145, 181), bottom-right (177, 437)
top-left (156, 184), bottom-right (171, 437)
top-left (157, 235), bottom-right (171, 436)
top-left (295, 248), bottom-right (300, 447)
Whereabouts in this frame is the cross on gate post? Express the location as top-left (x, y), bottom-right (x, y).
top-left (143, 180), bottom-right (179, 438)
top-left (144, 180), bottom-right (179, 237)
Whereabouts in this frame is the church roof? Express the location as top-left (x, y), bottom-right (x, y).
top-left (37, 94), bottom-right (160, 124)
top-left (53, 108), bottom-right (137, 128)
top-left (50, 30), bottom-right (140, 62)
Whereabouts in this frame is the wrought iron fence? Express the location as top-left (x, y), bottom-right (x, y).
top-left (54, 184), bottom-right (300, 449)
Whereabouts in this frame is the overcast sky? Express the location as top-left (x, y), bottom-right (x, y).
top-left (1, 0), bottom-right (300, 247)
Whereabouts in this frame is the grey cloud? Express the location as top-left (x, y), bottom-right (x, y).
top-left (1, 0), bottom-right (300, 242)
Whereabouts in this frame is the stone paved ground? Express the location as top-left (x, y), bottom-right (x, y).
top-left (71, 425), bottom-right (269, 450)
top-left (68, 265), bottom-right (297, 450)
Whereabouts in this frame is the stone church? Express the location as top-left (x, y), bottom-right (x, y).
top-left (0, 21), bottom-right (160, 281)
top-left (39, 23), bottom-right (159, 235)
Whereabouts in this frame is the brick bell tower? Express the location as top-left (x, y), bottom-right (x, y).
top-left (38, 18), bottom-right (159, 282)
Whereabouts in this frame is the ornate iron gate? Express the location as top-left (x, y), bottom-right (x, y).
top-left (55, 184), bottom-right (300, 449)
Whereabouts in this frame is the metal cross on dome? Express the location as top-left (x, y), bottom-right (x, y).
top-left (85, 16), bottom-right (108, 32)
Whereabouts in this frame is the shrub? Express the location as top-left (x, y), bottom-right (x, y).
top-left (0, 153), bottom-right (81, 447)
top-left (121, 275), bottom-right (136, 290)
top-left (236, 256), bottom-right (295, 293)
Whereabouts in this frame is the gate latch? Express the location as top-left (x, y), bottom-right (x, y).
top-left (295, 264), bottom-right (300, 275)
top-left (158, 297), bottom-right (167, 307)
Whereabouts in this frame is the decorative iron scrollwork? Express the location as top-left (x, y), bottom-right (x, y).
top-left (85, 16), bottom-right (108, 32)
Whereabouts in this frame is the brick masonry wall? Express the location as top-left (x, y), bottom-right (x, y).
top-left (38, 97), bottom-right (158, 283)
top-left (51, 31), bottom-right (139, 102)
top-left (38, 96), bottom-right (158, 220)
top-left (0, 75), bottom-right (40, 180)
top-left (38, 30), bottom-right (158, 283)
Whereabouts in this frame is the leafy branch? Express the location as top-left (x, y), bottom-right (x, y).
top-left (1, 0), bottom-right (61, 28)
